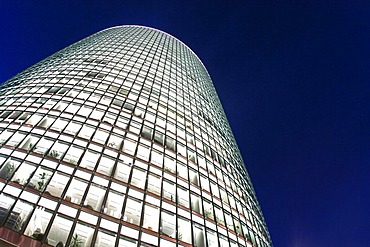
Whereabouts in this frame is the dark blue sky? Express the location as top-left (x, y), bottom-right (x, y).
top-left (1, 1), bottom-right (369, 246)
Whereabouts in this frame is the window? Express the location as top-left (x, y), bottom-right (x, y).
top-left (0, 159), bottom-right (20, 180)
top-left (141, 126), bottom-right (153, 140)
top-left (105, 191), bottom-right (124, 218)
top-left (28, 167), bottom-right (52, 192)
top-left (122, 139), bottom-right (137, 155)
top-left (215, 207), bottom-right (224, 226)
top-left (78, 125), bottom-right (95, 139)
top-left (11, 162), bottom-right (36, 186)
top-left (91, 109), bottom-right (105, 120)
top-left (145, 112), bottom-right (155, 123)
top-left (50, 118), bottom-right (68, 132)
top-left (123, 103), bottom-right (134, 112)
top-left (210, 182), bottom-right (220, 198)
top-left (192, 224), bottom-right (206, 247)
top-left (18, 112), bottom-right (31, 122)
top-left (95, 230), bottom-right (117, 247)
top-left (34, 138), bottom-right (54, 155)
top-left (206, 230), bottom-right (219, 247)
top-left (38, 116), bottom-right (56, 129)
top-left (8, 111), bottom-right (22, 120)
top-left (7, 132), bottom-right (26, 147)
top-left (134, 107), bottom-right (144, 118)
top-left (177, 143), bottom-right (186, 157)
top-left (147, 174), bottom-right (161, 195)
top-left (137, 144), bottom-right (150, 161)
top-left (154, 130), bottom-right (164, 145)
top-left (63, 145), bottom-right (84, 165)
top-left (96, 156), bottom-right (115, 176)
top-left (130, 167), bottom-right (146, 189)
top-left (65, 178), bottom-right (88, 204)
top-left (45, 172), bottom-right (70, 197)
top-left (161, 211), bottom-right (175, 237)
top-left (48, 141), bottom-right (69, 160)
top-left (4, 200), bottom-right (34, 232)
top-left (178, 217), bottom-right (192, 243)
top-left (142, 204), bottom-right (159, 231)
top-left (177, 187), bottom-right (189, 208)
top-left (84, 184), bottom-right (106, 211)
top-left (24, 207), bottom-right (52, 239)
top-left (65, 103), bottom-right (81, 114)
top-left (164, 156), bottom-right (176, 174)
top-left (151, 150), bottom-right (163, 167)
top-left (107, 134), bottom-right (122, 150)
top-left (64, 121), bottom-right (82, 136)
top-left (80, 150), bottom-right (99, 170)
top-left (0, 111), bottom-right (11, 119)
top-left (165, 136), bottom-right (176, 152)
top-left (123, 198), bottom-right (142, 225)
top-left (203, 200), bottom-right (214, 220)
top-left (92, 129), bottom-right (109, 145)
top-left (0, 193), bottom-right (16, 225)
top-left (116, 116), bottom-right (129, 129)
top-left (225, 212), bottom-right (234, 232)
top-left (77, 106), bottom-right (92, 117)
top-left (190, 193), bottom-right (202, 214)
top-left (0, 130), bottom-right (13, 144)
top-left (118, 237), bottom-right (137, 247)
top-left (26, 114), bottom-right (43, 126)
top-left (162, 180), bottom-right (175, 202)
top-left (70, 222), bottom-right (94, 247)
top-left (189, 169), bottom-right (199, 185)
top-left (113, 99), bottom-right (124, 108)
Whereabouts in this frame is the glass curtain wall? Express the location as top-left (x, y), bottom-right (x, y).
top-left (0, 26), bottom-right (272, 247)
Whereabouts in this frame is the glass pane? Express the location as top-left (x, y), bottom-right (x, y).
top-left (95, 230), bottom-right (116, 247)
top-left (130, 168), bottom-right (146, 189)
top-left (26, 166), bottom-right (51, 191)
top-left (96, 156), bottom-right (115, 176)
top-left (24, 208), bottom-right (52, 240)
top-left (84, 184), bottom-right (106, 211)
top-left (142, 205), bottom-right (159, 232)
top-left (63, 145), bottom-right (84, 165)
top-left (7, 132), bottom-right (26, 147)
top-left (160, 211), bottom-right (175, 237)
top-left (147, 175), bottom-right (161, 196)
top-left (5, 200), bottom-right (34, 232)
top-left (123, 198), bottom-right (142, 225)
top-left (105, 191), bottom-right (124, 218)
top-left (45, 172), bottom-right (70, 198)
top-left (35, 138), bottom-right (54, 155)
top-left (0, 159), bottom-right (20, 180)
top-left (0, 193), bottom-right (15, 224)
top-left (65, 178), bottom-right (88, 204)
top-left (178, 218), bottom-right (191, 243)
top-left (70, 222), bottom-right (95, 247)
top-left (12, 163), bottom-right (36, 185)
top-left (114, 162), bottom-right (131, 183)
top-left (47, 215), bottom-right (73, 246)
top-left (80, 150), bottom-right (99, 170)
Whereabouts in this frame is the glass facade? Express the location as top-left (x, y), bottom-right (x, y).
top-left (0, 26), bottom-right (272, 247)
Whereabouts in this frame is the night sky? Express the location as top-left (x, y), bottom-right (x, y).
top-left (1, 1), bottom-right (369, 246)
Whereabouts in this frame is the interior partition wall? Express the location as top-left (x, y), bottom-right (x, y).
top-left (0, 26), bottom-right (272, 247)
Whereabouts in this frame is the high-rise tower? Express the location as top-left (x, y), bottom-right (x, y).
top-left (0, 26), bottom-right (272, 247)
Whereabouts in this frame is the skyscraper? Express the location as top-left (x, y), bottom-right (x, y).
top-left (0, 26), bottom-right (272, 247)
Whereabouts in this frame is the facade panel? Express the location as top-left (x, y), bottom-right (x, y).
top-left (0, 26), bottom-right (272, 246)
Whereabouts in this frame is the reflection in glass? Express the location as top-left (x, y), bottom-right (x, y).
top-left (47, 215), bottom-right (73, 246)
top-left (4, 200), bottom-right (33, 232)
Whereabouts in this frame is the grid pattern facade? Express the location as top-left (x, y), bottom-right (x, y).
top-left (0, 26), bottom-right (271, 247)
